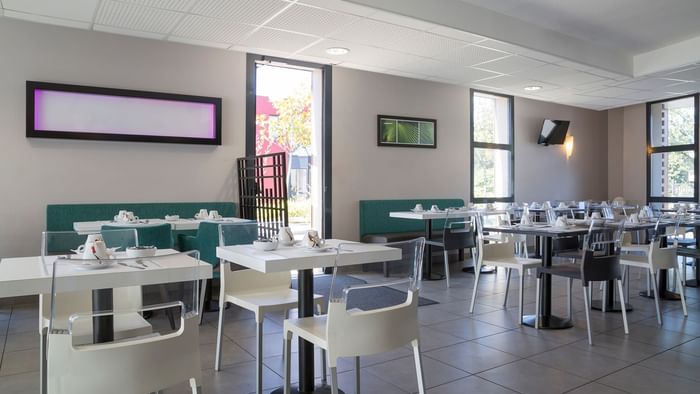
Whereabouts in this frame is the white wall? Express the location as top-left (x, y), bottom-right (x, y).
top-left (606, 103), bottom-right (648, 205)
top-left (0, 19), bottom-right (246, 257)
top-left (0, 18), bottom-right (611, 255)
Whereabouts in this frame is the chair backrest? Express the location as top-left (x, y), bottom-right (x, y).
top-left (580, 219), bottom-right (624, 283)
top-left (218, 222), bottom-right (291, 294)
top-left (474, 213), bottom-right (515, 262)
top-left (325, 238), bottom-right (424, 359)
top-left (46, 251), bottom-right (202, 393)
top-left (648, 238), bottom-right (679, 270)
top-left (101, 223), bottom-right (174, 249)
top-left (442, 208), bottom-right (477, 250)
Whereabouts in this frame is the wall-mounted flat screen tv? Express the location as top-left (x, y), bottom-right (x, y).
top-left (26, 81), bottom-right (222, 145)
top-left (537, 119), bottom-right (569, 145)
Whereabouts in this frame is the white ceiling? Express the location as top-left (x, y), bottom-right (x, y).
top-left (459, 0), bottom-right (700, 53)
top-left (1, 0), bottom-right (699, 111)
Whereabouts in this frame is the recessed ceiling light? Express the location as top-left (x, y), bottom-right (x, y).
top-left (325, 47), bottom-right (350, 55)
top-left (524, 85), bottom-right (542, 91)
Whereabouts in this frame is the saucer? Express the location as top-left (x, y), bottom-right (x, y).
top-left (304, 246), bottom-right (333, 253)
top-left (410, 208), bottom-right (425, 212)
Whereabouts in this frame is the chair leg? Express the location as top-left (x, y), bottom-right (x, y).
top-left (646, 269), bottom-right (651, 297)
top-left (354, 356), bottom-right (361, 394)
top-left (198, 279), bottom-right (207, 325)
top-left (582, 284), bottom-right (593, 345)
top-left (330, 367), bottom-right (339, 394)
top-left (503, 268), bottom-right (512, 308)
top-left (518, 269), bottom-right (524, 324)
top-left (601, 281), bottom-right (607, 313)
top-left (649, 268), bottom-right (663, 325)
top-left (617, 279), bottom-right (629, 335)
top-left (40, 330), bottom-right (46, 394)
top-left (159, 284), bottom-right (176, 329)
top-left (411, 339), bottom-right (426, 394)
top-left (321, 349), bottom-right (327, 384)
top-left (523, 242), bottom-right (529, 258)
top-left (469, 260), bottom-right (482, 314)
top-left (214, 301), bottom-right (226, 371)
top-left (189, 378), bottom-right (201, 394)
top-left (443, 251), bottom-right (451, 288)
top-left (282, 309), bottom-right (289, 356)
top-left (256, 320), bottom-right (263, 394)
top-left (383, 261), bottom-right (389, 277)
top-left (676, 267), bottom-right (688, 317)
top-left (534, 276), bottom-right (541, 329)
top-left (625, 265), bottom-right (630, 303)
top-left (283, 331), bottom-right (292, 394)
top-left (567, 278), bottom-right (573, 320)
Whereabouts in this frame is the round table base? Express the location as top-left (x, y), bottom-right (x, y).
top-left (522, 314), bottom-right (573, 329)
top-left (461, 265), bottom-right (496, 274)
top-left (590, 300), bottom-right (633, 312)
top-left (271, 385), bottom-right (345, 394)
top-left (639, 290), bottom-right (682, 301)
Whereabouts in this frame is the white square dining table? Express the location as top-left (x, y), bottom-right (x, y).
top-left (216, 239), bottom-right (401, 394)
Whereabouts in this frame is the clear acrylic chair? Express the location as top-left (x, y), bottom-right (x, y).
top-left (39, 229), bottom-right (147, 394)
top-left (432, 208), bottom-right (478, 288)
top-left (469, 213), bottom-right (540, 323)
top-left (214, 222), bottom-right (326, 394)
top-left (283, 238), bottom-right (427, 394)
top-left (46, 250), bottom-right (203, 393)
top-left (535, 219), bottom-right (630, 345)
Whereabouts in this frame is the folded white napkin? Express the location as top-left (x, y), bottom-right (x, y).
top-left (627, 213), bottom-right (640, 223)
top-left (557, 202), bottom-right (567, 209)
top-left (520, 214), bottom-right (531, 225)
top-left (554, 216), bottom-right (568, 228)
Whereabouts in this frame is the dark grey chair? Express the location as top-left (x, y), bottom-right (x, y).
top-left (432, 208), bottom-right (478, 288)
top-left (535, 219), bottom-right (630, 345)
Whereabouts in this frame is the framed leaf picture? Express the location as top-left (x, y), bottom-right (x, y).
top-left (377, 115), bottom-right (436, 148)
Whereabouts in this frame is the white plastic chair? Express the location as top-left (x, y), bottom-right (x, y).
top-left (214, 222), bottom-right (325, 394)
top-left (46, 251), bottom-right (203, 393)
top-left (621, 236), bottom-right (688, 325)
top-left (469, 213), bottom-right (540, 323)
top-left (39, 230), bottom-right (150, 394)
top-left (283, 238), bottom-right (427, 394)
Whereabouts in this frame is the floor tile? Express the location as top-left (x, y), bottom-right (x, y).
top-left (199, 339), bottom-right (254, 369)
top-left (528, 345), bottom-right (630, 380)
top-left (569, 334), bottom-right (665, 362)
top-left (476, 331), bottom-right (563, 358)
top-left (606, 322), bottom-right (695, 349)
top-left (566, 382), bottom-right (629, 394)
top-left (639, 349), bottom-right (700, 382)
top-left (477, 359), bottom-right (588, 394)
top-left (366, 355), bottom-right (468, 392)
top-left (673, 337), bottom-right (700, 357)
top-left (424, 341), bottom-right (520, 374)
top-left (429, 317), bottom-right (509, 340)
top-left (4, 332), bottom-right (40, 353)
top-left (418, 307), bottom-right (464, 325)
top-left (0, 371), bottom-right (39, 394)
top-left (599, 364), bottom-right (699, 394)
top-left (427, 375), bottom-right (517, 393)
top-left (336, 368), bottom-right (408, 394)
top-left (416, 326), bottom-right (466, 351)
top-left (0, 348), bottom-right (39, 377)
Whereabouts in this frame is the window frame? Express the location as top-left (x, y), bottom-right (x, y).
top-left (646, 93), bottom-right (699, 203)
top-left (469, 89), bottom-right (515, 203)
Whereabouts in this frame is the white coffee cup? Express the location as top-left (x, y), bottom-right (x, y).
top-left (195, 209), bottom-right (208, 219)
top-left (555, 216), bottom-right (568, 228)
top-left (278, 226), bottom-right (295, 245)
top-left (520, 214), bottom-right (531, 225)
top-left (304, 230), bottom-right (322, 248)
top-left (591, 212), bottom-right (602, 219)
top-left (413, 204), bottom-right (424, 212)
top-left (557, 202), bottom-right (567, 209)
top-left (208, 210), bottom-right (220, 220)
top-left (431, 205), bottom-right (440, 212)
top-left (628, 213), bottom-right (640, 223)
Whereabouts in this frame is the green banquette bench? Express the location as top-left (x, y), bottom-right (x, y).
top-left (359, 198), bottom-right (466, 243)
top-left (46, 201), bottom-right (236, 251)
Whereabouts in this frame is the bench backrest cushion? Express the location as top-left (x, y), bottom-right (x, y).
top-left (46, 202), bottom-right (236, 231)
top-left (359, 199), bottom-right (465, 238)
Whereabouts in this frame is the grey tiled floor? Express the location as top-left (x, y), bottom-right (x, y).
top-left (1, 261), bottom-right (698, 394)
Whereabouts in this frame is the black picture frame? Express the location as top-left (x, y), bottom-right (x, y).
top-left (26, 81), bottom-right (222, 145)
top-left (377, 115), bottom-right (437, 148)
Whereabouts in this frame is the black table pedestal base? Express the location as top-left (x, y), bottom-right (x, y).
top-left (462, 265), bottom-right (496, 274)
top-left (271, 385), bottom-right (345, 394)
top-left (522, 314), bottom-right (573, 329)
top-left (423, 272), bottom-right (446, 281)
top-left (590, 300), bottom-right (633, 312)
top-left (639, 290), bottom-right (682, 300)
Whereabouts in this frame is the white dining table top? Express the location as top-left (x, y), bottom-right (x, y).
top-left (0, 249), bottom-right (212, 298)
top-left (73, 217), bottom-right (249, 234)
top-left (217, 239), bottom-right (401, 273)
top-left (389, 209), bottom-right (507, 220)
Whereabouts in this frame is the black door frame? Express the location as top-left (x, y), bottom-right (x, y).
top-left (245, 53), bottom-right (333, 237)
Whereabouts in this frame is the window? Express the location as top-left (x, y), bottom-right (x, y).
top-left (470, 89), bottom-right (514, 203)
top-left (647, 94), bottom-right (699, 202)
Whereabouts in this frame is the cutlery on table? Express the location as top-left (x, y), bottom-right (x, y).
top-left (118, 262), bottom-right (145, 270)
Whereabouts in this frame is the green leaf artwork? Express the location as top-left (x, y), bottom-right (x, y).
top-left (378, 116), bottom-right (436, 148)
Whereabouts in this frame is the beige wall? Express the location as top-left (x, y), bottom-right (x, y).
top-left (513, 98), bottom-right (608, 203)
top-left (0, 18), bottom-right (611, 255)
top-left (332, 67), bottom-right (609, 240)
top-left (605, 104), bottom-right (647, 205)
top-left (0, 19), bottom-right (247, 257)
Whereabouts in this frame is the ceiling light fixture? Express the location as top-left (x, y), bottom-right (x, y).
top-left (325, 47), bottom-right (350, 55)
top-left (524, 85), bottom-right (542, 91)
